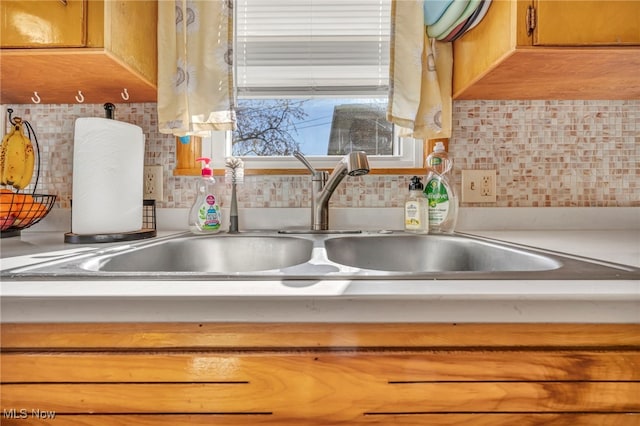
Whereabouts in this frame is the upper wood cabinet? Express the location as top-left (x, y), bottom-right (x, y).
top-left (533, 1), bottom-right (640, 46)
top-left (453, 0), bottom-right (640, 99)
top-left (1, 0), bottom-right (88, 47)
top-left (0, 0), bottom-right (157, 104)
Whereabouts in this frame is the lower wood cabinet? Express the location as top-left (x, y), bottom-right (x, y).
top-left (1, 323), bottom-right (639, 425)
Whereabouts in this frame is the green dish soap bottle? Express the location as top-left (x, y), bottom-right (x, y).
top-left (189, 157), bottom-right (222, 233)
top-left (424, 142), bottom-right (458, 233)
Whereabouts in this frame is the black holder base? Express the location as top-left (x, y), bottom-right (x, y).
top-left (0, 229), bottom-right (22, 238)
top-left (64, 228), bottom-right (157, 244)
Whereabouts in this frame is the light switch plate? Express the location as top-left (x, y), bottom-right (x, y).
top-left (461, 169), bottom-right (497, 203)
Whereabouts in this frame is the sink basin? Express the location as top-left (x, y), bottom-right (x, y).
top-left (324, 234), bottom-right (561, 272)
top-left (2, 231), bottom-right (637, 280)
top-left (82, 235), bottom-right (314, 273)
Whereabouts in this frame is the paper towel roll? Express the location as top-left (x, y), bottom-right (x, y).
top-left (72, 117), bottom-right (145, 235)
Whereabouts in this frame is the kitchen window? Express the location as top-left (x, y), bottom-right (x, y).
top-left (207, 0), bottom-right (422, 171)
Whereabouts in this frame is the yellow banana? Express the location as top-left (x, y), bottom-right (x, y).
top-left (15, 124), bottom-right (35, 190)
top-left (0, 129), bottom-right (11, 186)
top-left (1, 119), bottom-right (32, 190)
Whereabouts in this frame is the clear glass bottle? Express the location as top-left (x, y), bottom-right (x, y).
top-left (404, 176), bottom-right (428, 233)
top-left (189, 157), bottom-right (222, 233)
top-left (424, 142), bottom-right (458, 233)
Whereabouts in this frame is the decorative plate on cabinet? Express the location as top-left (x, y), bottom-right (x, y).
top-left (427, 0), bottom-right (470, 39)
top-left (462, 0), bottom-right (492, 34)
top-left (433, 0), bottom-right (482, 40)
top-left (424, 0), bottom-right (454, 26)
top-left (445, 0), bottom-right (488, 42)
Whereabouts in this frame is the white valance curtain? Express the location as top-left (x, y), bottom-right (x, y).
top-left (158, 0), bottom-right (236, 137)
top-left (387, 0), bottom-right (452, 140)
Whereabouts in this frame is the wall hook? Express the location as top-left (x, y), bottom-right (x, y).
top-left (121, 88), bottom-right (130, 101)
top-left (31, 92), bottom-right (41, 104)
top-left (75, 90), bottom-right (85, 103)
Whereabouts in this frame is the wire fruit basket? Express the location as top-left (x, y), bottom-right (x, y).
top-left (1, 109), bottom-right (56, 238)
top-left (1, 192), bottom-right (56, 232)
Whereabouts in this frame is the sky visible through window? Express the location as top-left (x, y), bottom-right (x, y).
top-left (234, 97), bottom-right (390, 156)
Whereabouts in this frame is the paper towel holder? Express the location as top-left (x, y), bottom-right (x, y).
top-left (104, 103), bottom-right (116, 119)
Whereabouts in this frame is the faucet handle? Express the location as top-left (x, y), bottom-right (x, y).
top-left (293, 151), bottom-right (316, 174)
top-left (293, 151), bottom-right (328, 182)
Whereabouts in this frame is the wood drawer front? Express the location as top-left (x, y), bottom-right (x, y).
top-left (0, 414), bottom-right (638, 426)
top-left (2, 351), bottom-right (639, 383)
top-left (3, 323), bottom-right (640, 349)
top-left (2, 381), bottom-right (639, 415)
top-left (2, 382), bottom-right (639, 422)
top-left (2, 351), bottom-right (639, 422)
top-left (2, 324), bottom-right (639, 424)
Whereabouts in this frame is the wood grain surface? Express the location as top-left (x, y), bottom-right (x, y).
top-left (2, 323), bottom-right (638, 425)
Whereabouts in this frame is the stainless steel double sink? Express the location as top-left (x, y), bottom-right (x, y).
top-left (2, 231), bottom-right (638, 280)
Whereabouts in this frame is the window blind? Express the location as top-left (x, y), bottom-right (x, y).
top-left (235, 0), bottom-right (391, 96)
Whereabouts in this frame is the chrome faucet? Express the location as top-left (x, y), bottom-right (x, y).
top-left (294, 151), bottom-right (370, 231)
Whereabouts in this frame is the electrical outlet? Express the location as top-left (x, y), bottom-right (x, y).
top-left (461, 169), bottom-right (497, 203)
top-left (143, 165), bottom-right (163, 201)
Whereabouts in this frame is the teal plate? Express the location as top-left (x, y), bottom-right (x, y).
top-left (444, 0), bottom-right (487, 42)
top-left (427, 0), bottom-right (470, 38)
top-left (424, 0), bottom-right (454, 26)
top-left (433, 0), bottom-right (482, 40)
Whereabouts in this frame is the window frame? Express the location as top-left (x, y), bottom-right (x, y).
top-left (207, 130), bottom-right (423, 172)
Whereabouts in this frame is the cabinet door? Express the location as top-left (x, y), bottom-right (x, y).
top-left (534, 0), bottom-right (640, 45)
top-left (0, 0), bottom-right (87, 47)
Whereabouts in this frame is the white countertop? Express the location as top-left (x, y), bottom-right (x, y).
top-left (1, 207), bottom-right (638, 324)
top-left (468, 230), bottom-right (640, 268)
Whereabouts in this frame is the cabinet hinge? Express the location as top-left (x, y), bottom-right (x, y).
top-left (526, 5), bottom-right (536, 36)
